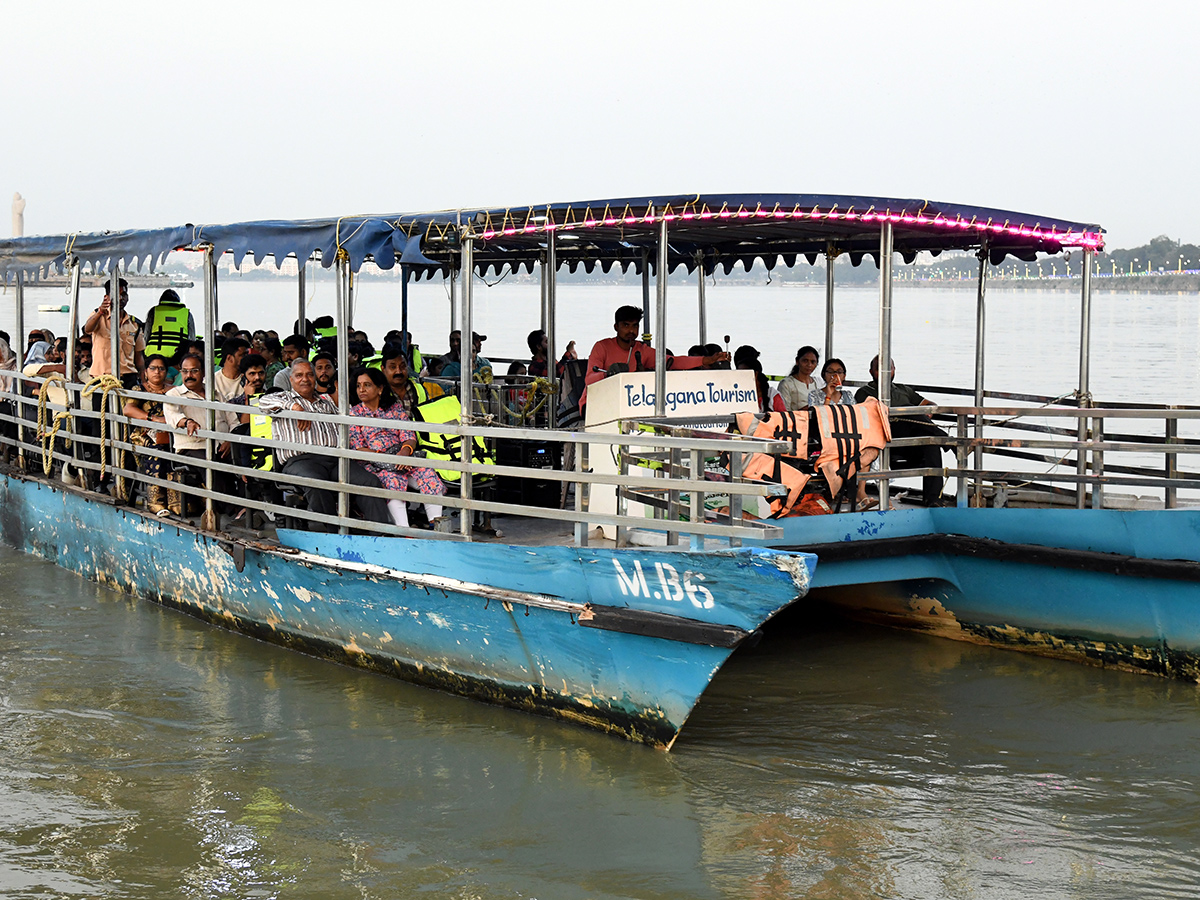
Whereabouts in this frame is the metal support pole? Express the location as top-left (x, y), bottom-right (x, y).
top-left (1166, 417), bottom-right (1179, 509)
top-left (876, 223), bottom-right (894, 508)
top-left (297, 259), bottom-right (307, 336)
top-left (66, 260), bottom-right (82, 469)
top-left (973, 250), bottom-right (988, 506)
top-left (641, 248), bottom-right (651, 343)
top-left (14, 272), bottom-right (24, 467)
top-left (1077, 248), bottom-right (1094, 510)
top-left (400, 264), bottom-right (409, 359)
top-left (335, 255), bottom-right (351, 533)
top-left (546, 230), bottom-right (558, 427)
top-left (654, 218), bottom-right (668, 417)
top-left (824, 242), bottom-right (835, 362)
top-left (729, 450), bottom-right (743, 548)
top-left (109, 265), bottom-right (124, 490)
top-left (539, 253), bottom-right (548, 333)
top-left (459, 235), bottom-right (474, 540)
top-left (695, 251), bottom-right (707, 345)
top-left (201, 250), bottom-right (217, 527)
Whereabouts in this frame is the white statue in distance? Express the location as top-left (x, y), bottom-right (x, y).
top-left (12, 193), bottom-right (25, 237)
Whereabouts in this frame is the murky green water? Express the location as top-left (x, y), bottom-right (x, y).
top-left (1, 544), bottom-right (1198, 899)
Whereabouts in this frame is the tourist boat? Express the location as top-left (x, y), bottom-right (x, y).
top-left (1, 193), bottom-right (1197, 750)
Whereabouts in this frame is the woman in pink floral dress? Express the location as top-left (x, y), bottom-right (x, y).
top-left (349, 367), bottom-right (446, 529)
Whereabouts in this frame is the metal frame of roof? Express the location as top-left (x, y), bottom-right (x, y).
top-left (0, 193), bottom-right (1104, 284)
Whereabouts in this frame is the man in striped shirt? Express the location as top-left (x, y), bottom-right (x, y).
top-left (256, 360), bottom-right (389, 528)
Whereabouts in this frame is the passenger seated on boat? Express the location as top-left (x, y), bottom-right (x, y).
top-left (734, 345), bottom-right (783, 413)
top-left (256, 360), bottom-right (390, 529)
top-left (581, 306), bottom-right (729, 404)
top-left (779, 346), bottom-right (823, 410)
top-left (123, 354), bottom-right (173, 515)
top-left (349, 367), bottom-right (446, 530)
top-left (807, 359), bottom-right (869, 509)
top-left (272, 334), bottom-right (310, 392)
top-left (441, 331), bottom-right (491, 379)
top-left (855, 356), bottom-right (948, 506)
top-left (528, 330), bottom-right (577, 379)
top-left (0, 334), bottom-right (16, 460)
top-left (312, 352), bottom-right (339, 405)
top-left (228, 353), bottom-right (283, 520)
top-left (382, 344), bottom-right (443, 414)
top-left (213, 337), bottom-right (249, 402)
top-left (163, 355), bottom-right (239, 513)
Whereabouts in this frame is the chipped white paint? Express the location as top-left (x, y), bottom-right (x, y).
top-left (427, 612), bottom-right (451, 629)
top-left (260, 582), bottom-right (280, 600)
top-left (290, 586), bottom-right (317, 604)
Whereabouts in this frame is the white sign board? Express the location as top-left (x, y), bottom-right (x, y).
top-left (585, 370), bottom-right (758, 539)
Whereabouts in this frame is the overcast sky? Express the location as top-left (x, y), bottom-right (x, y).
top-left (3, 1), bottom-right (1195, 250)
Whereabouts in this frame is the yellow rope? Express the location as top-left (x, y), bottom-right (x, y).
top-left (79, 374), bottom-right (124, 481)
top-left (36, 374), bottom-right (73, 475)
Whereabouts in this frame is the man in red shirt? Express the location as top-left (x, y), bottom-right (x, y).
top-left (582, 306), bottom-right (728, 405)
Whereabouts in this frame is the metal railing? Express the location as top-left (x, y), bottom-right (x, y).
top-left (0, 371), bottom-right (788, 545)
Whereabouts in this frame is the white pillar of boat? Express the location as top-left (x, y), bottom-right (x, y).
top-left (973, 248), bottom-right (988, 507)
top-left (545, 228), bottom-right (558, 424)
top-left (695, 250), bottom-right (707, 345)
top-left (201, 248), bottom-right (218, 529)
top-left (335, 254), bottom-right (352, 532)
top-left (458, 231), bottom-right (474, 540)
top-left (1079, 247), bottom-right (1096, 510)
top-left (876, 222), bottom-right (894, 507)
top-left (654, 218), bottom-right (669, 418)
top-left (296, 258), bottom-right (307, 336)
top-left (824, 241), bottom-right (836, 362)
top-left (110, 262), bottom-right (125, 487)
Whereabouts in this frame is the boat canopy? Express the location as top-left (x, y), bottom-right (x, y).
top-left (0, 193), bottom-right (1104, 284)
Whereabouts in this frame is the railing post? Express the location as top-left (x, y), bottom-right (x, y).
top-left (616, 436), bottom-right (629, 548)
top-left (689, 448), bottom-right (703, 551)
top-left (1091, 416), bottom-right (1104, 509)
top-left (14, 271), bottom-right (25, 469)
top-left (574, 439), bottom-right (589, 547)
top-left (1165, 416), bottom-right (1179, 509)
top-left (666, 446), bottom-right (680, 546)
top-left (728, 448), bottom-right (743, 548)
top-left (956, 414), bottom-right (968, 508)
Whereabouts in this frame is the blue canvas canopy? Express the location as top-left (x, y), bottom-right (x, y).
top-left (0, 193), bottom-right (1104, 284)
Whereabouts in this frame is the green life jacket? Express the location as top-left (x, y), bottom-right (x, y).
top-left (363, 353), bottom-right (383, 370)
top-left (247, 394), bottom-right (274, 472)
top-left (412, 393), bottom-right (495, 484)
top-left (309, 326), bottom-right (337, 360)
top-left (144, 301), bottom-right (190, 356)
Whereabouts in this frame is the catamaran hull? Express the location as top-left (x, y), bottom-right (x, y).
top-left (0, 471), bottom-right (813, 748)
top-left (757, 508), bottom-right (1200, 680)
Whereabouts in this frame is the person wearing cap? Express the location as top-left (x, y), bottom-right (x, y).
top-left (582, 305), bottom-right (728, 404)
top-left (440, 330), bottom-right (491, 379)
top-left (83, 277), bottom-right (145, 388)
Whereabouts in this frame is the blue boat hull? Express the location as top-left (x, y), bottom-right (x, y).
top-left (753, 508), bottom-right (1200, 679)
top-left (0, 471), bottom-right (814, 747)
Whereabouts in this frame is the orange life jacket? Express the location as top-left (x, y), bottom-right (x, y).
top-left (735, 410), bottom-right (813, 517)
top-left (813, 397), bottom-right (892, 506)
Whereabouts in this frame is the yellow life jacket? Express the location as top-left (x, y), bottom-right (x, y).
top-left (247, 394), bottom-right (274, 472)
top-left (144, 301), bottom-right (191, 356)
top-left (412, 393), bottom-right (494, 484)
